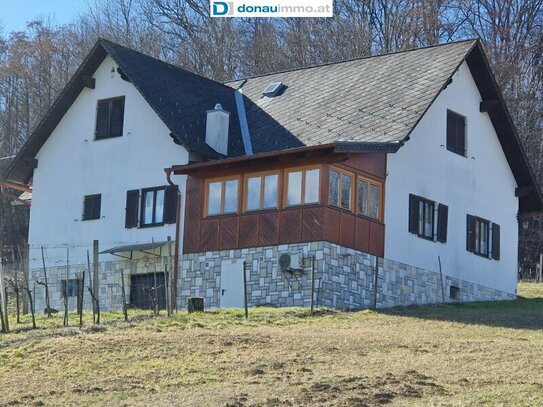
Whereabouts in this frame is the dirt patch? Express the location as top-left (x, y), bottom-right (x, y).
top-left (300, 371), bottom-right (446, 406)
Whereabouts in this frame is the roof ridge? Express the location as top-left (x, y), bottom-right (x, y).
top-left (98, 38), bottom-right (235, 92)
top-left (225, 38), bottom-right (479, 84)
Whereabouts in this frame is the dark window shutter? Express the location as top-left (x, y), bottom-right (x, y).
top-left (446, 111), bottom-right (455, 152)
top-left (466, 214), bottom-right (476, 252)
top-left (110, 98), bottom-right (125, 137)
top-left (408, 194), bottom-right (419, 234)
top-left (125, 190), bottom-right (139, 228)
top-left (83, 198), bottom-right (91, 220)
top-left (492, 223), bottom-right (500, 260)
top-left (95, 100), bottom-right (109, 139)
top-left (83, 195), bottom-right (101, 220)
top-left (457, 115), bottom-right (466, 155)
top-left (447, 110), bottom-right (466, 155)
top-left (437, 204), bottom-right (448, 243)
top-left (93, 195), bottom-right (101, 219)
top-left (163, 186), bottom-right (178, 224)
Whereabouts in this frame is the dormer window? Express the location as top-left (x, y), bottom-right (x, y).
top-left (95, 96), bottom-right (125, 140)
top-left (446, 110), bottom-right (466, 156)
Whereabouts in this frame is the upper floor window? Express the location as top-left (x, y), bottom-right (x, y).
top-left (95, 96), bottom-right (125, 140)
top-left (125, 186), bottom-right (177, 228)
top-left (141, 187), bottom-right (165, 226)
top-left (82, 194), bottom-right (101, 221)
top-left (245, 172), bottom-right (279, 211)
top-left (285, 167), bottom-right (320, 206)
top-left (329, 167), bottom-right (353, 211)
top-left (409, 194), bottom-right (449, 243)
top-left (357, 177), bottom-right (382, 220)
top-left (206, 177), bottom-right (239, 216)
top-left (446, 110), bottom-right (466, 156)
top-left (467, 215), bottom-right (500, 260)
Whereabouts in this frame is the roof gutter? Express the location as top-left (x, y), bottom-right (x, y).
top-left (333, 141), bottom-right (403, 153)
top-left (234, 83), bottom-right (253, 156)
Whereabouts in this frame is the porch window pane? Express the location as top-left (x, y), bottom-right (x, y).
top-left (263, 174), bottom-right (278, 209)
top-left (207, 182), bottom-right (222, 215)
top-left (223, 180), bottom-right (238, 213)
top-left (247, 177), bottom-right (261, 211)
top-left (287, 171), bottom-right (302, 205)
top-left (329, 170), bottom-right (339, 206)
top-left (369, 184), bottom-right (379, 219)
top-left (305, 169), bottom-right (320, 203)
top-left (340, 174), bottom-right (351, 209)
top-left (357, 180), bottom-right (368, 216)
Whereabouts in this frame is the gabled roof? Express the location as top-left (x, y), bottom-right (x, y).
top-left (226, 40), bottom-right (477, 152)
top-left (4, 39), bottom-right (541, 212)
top-left (4, 39), bottom-right (245, 184)
top-left (225, 40), bottom-right (541, 213)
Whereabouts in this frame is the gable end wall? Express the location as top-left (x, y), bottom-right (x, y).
top-left (384, 62), bottom-right (518, 294)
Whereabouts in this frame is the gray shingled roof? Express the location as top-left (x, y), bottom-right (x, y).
top-left (226, 40), bottom-right (477, 154)
top-left (4, 38), bottom-right (541, 213)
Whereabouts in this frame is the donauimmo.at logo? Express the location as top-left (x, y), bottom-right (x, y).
top-left (211, 0), bottom-right (333, 17)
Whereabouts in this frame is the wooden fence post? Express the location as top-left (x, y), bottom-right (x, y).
top-left (243, 261), bottom-right (248, 319)
top-left (93, 240), bottom-right (99, 302)
top-left (120, 269), bottom-right (128, 322)
top-left (40, 246), bottom-right (51, 317)
top-left (310, 256), bottom-right (316, 316)
top-left (17, 246), bottom-right (29, 315)
top-left (0, 259), bottom-right (8, 333)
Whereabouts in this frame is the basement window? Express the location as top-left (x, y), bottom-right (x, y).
top-left (82, 194), bottom-right (101, 221)
top-left (62, 279), bottom-right (78, 297)
top-left (450, 285), bottom-right (460, 300)
top-left (95, 96), bottom-right (125, 140)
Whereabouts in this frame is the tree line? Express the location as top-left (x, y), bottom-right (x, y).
top-left (0, 0), bottom-right (541, 264)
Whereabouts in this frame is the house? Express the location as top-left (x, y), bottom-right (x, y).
top-left (3, 38), bottom-right (541, 311)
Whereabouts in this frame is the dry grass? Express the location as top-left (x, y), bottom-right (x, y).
top-left (0, 283), bottom-right (542, 406)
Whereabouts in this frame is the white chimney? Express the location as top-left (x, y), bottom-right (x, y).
top-left (205, 103), bottom-right (230, 156)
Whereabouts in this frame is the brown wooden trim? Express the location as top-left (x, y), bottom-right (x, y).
top-left (242, 170), bottom-right (281, 213)
top-left (283, 165), bottom-right (322, 208)
top-left (356, 175), bottom-right (384, 221)
top-left (329, 165), bottom-right (355, 212)
top-left (203, 175), bottom-right (241, 217)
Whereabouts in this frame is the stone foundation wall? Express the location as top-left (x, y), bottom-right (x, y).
top-left (28, 241), bottom-right (515, 312)
top-left (179, 241), bottom-right (516, 310)
top-left (29, 255), bottom-right (172, 312)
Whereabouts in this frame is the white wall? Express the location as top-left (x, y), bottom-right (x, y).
top-left (384, 62), bottom-right (519, 295)
top-left (28, 55), bottom-right (189, 269)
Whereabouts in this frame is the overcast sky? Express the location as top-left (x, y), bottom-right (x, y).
top-left (0, 0), bottom-right (85, 33)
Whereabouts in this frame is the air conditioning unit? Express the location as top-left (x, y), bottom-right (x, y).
top-left (278, 252), bottom-right (303, 271)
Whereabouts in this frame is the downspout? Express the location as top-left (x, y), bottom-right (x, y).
top-left (165, 167), bottom-right (181, 312)
top-left (234, 85), bottom-right (253, 155)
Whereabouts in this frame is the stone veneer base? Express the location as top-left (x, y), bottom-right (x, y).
top-left (29, 241), bottom-right (516, 312)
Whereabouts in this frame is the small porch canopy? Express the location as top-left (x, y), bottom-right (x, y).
top-left (100, 241), bottom-right (170, 260)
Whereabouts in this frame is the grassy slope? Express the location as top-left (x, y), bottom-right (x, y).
top-left (0, 283), bottom-right (542, 406)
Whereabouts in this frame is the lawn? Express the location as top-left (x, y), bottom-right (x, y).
top-left (0, 283), bottom-right (542, 406)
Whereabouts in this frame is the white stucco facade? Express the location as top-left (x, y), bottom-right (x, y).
top-left (28, 55), bottom-right (189, 269)
top-left (384, 62), bottom-right (519, 295)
